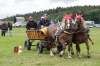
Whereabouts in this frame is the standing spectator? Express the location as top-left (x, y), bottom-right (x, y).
top-left (9, 23), bottom-right (12, 37)
top-left (26, 16), bottom-right (37, 30)
top-left (38, 14), bottom-right (51, 29)
top-left (1, 22), bottom-right (6, 36)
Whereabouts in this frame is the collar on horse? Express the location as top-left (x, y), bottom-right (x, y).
top-left (60, 24), bottom-right (74, 34)
top-left (54, 24), bottom-right (73, 44)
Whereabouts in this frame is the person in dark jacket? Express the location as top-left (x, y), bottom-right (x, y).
top-left (1, 22), bottom-right (6, 36)
top-left (26, 16), bottom-right (37, 30)
top-left (9, 23), bottom-right (12, 37)
top-left (38, 14), bottom-right (51, 29)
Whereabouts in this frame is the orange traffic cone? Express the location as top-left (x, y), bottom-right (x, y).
top-left (18, 44), bottom-right (22, 55)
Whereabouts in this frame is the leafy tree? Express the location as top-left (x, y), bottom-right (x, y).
top-left (2, 5), bottom-right (100, 24)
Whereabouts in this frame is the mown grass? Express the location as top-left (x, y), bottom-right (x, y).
top-left (0, 27), bottom-right (100, 66)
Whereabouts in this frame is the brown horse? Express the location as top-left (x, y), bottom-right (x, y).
top-left (0, 22), bottom-right (10, 31)
top-left (71, 14), bottom-right (92, 58)
top-left (47, 13), bottom-right (74, 58)
top-left (5, 22), bottom-right (10, 32)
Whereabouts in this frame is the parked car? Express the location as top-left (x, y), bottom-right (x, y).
top-left (95, 24), bottom-right (100, 28)
top-left (12, 22), bottom-right (26, 27)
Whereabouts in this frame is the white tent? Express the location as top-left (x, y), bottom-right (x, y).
top-left (16, 17), bottom-right (25, 22)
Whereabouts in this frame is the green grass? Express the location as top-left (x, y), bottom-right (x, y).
top-left (0, 27), bottom-right (100, 66)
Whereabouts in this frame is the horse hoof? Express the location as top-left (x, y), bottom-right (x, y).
top-left (79, 56), bottom-right (82, 58)
top-left (87, 55), bottom-right (91, 58)
top-left (71, 52), bottom-right (74, 55)
top-left (68, 56), bottom-right (72, 59)
top-left (59, 54), bottom-right (62, 57)
top-left (50, 54), bottom-right (54, 56)
top-left (53, 52), bottom-right (56, 55)
top-left (50, 55), bottom-right (54, 57)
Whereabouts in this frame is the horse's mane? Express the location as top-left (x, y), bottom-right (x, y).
top-left (60, 16), bottom-right (65, 28)
top-left (80, 18), bottom-right (86, 28)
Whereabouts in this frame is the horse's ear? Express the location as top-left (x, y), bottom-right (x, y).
top-left (64, 13), bottom-right (67, 16)
top-left (81, 14), bottom-right (83, 17)
top-left (70, 14), bottom-right (72, 17)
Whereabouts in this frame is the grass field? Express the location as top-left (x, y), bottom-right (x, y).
top-left (0, 27), bottom-right (100, 66)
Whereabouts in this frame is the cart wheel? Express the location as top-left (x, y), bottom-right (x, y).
top-left (36, 41), bottom-right (43, 53)
top-left (24, 39), bottom-right (31, 50)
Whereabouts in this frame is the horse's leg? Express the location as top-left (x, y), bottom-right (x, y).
top-left (85, 41), bottom-right (90, 58)
top-left (52, 42), bottom-right (57, 54)
top-left (70, 43), bottom-right (74, 55)
top-left (59, 39), bottom-right (66, 57)
top-left (76, 44), bottom-right (78, 55)
top-left (59, 49), bottom-right (65, 57)
top-left (76, 44), bottom-right (82, 58)
top-left (68, 41), bottom-right (72, 58)
top-left (50, 44), bottom-right (54, 56)
top-left (57, 43), bottom-right (63, 53)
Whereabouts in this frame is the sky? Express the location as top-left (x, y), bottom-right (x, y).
top-left (0, 0), bottom-right (100, 19)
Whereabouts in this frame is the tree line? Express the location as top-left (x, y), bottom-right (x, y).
top-left (2, 5), bottom-right (100, 24)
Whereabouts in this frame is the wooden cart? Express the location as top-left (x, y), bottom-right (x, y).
top-left (24, 30), bottom-right (50, 53)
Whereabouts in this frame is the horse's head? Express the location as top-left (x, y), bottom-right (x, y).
top-left (74, 13), bottom-right (86, 29)
top-left (75, 13), bottom-right (83, 23)
top-left (61, 13), bottom-right (72, 29)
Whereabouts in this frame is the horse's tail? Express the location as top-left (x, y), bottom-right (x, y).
top-left (88, 37), bottom-right (94, 45)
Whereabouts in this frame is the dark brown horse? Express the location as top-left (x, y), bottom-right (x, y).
top-left (47, 13), bottom-right (74, 58)
top-left (5, 22), bottom-right (10, 32)
top-left (71, 14), bottom-right (92, 58)
top-left (0, 22), bottom-right (10, 32)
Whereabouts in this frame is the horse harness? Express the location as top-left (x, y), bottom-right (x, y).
top-left (54, 24), bottom-right (89, 44)
top-left (54, 23), bottom-right (73, 44)
top-left (74, 28), bottom-right (88, 33)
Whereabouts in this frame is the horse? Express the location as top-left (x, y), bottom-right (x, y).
top-left (3, 22), bottom-right (10, 32)
top-left (47, 13), bottom-right (74, 58)
top-left (71, 13), bottom-right (93, 58)
top-left (0, 22), bottom-right (10, 30)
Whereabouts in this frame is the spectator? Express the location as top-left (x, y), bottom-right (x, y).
top-left (1, 22), bottom-right (6, 36)
top-left (9, 23), bottom-right (12, 37)
top-left (38, 14), bottom-right (51, 29)
top-left (26, 16), bottom-right (37, 30)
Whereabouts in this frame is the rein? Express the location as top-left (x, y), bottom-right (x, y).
top-left (64, 31), bottom-right (74, 34)
top-left (74, 28), bottom-right (87, 33)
